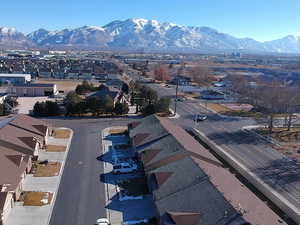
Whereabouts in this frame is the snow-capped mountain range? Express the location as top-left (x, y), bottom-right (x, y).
top-left (1, 18), bottom-right (300, 53)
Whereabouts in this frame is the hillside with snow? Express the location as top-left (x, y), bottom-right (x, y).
top-left (0, 27), bottom-right (34, 48)
top-left (1, 19), bottom-right (300, 53)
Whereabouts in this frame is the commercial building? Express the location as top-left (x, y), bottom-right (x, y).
top-left (0, 74), bottom-right (31, 85)
top-left (9, 84), bottom-right (57, 97)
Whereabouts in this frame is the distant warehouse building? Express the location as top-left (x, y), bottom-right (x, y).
top-left (10, 84), bottom-right (57, 97)
top-left (0, 74), bottom-right (31, 84)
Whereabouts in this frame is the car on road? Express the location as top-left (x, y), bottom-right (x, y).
top-left (95, 218), bottom-right (110, 225)
top-left (113, 162), bottom-right (138, 174)
top-left (194, 114), bottom-right (207, 122)
top-left (175, 96), bottom-right (186, 102)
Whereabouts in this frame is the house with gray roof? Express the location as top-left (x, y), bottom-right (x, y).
top-left (129, 115), bottom-right (288, 225)
top-left (0, 114), bottom-right (51, 225)
top-left (129, 115), bottom-right (169, 148)
top-left (86, 84), bottom-right (127, 105)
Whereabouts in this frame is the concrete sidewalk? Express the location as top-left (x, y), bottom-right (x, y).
top-left (5, 128), bottom-right (73, 225)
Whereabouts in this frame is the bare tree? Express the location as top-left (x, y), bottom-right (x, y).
top-left (228, 76), bottom-right (298, 133)
top-left (280, 86), bottom-right (300, 130)
top-left (187, 66), bottom-right (212, 85)
top-left (154, 65), bottom-right (170, 82)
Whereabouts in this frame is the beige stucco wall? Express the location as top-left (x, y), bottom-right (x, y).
top-left (1, 192), bottom-right (14, 223)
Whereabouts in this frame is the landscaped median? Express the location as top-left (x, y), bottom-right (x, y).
top-left (206, 103), bottom-right (262, 118)
top-left (21, 191), bottom-right (53, 206)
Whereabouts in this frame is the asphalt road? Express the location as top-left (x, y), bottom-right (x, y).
top-left (148, 83), bottom-right (300, 219)
top-left (44, 117), bottom-right (136, 225)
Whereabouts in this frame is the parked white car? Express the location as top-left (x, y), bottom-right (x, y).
top-left (95, 218), bottom-right (110, 225)
top-left (113, 162), bottom-right (138, 174)
top-left (113, 157), bottom-right (135, 165)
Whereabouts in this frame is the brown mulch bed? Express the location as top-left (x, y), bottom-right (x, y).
top-left (109, 128), bottom-right (128, 135)
top-left (46, 145), bottom-right (66, 152)
top-left (53, 129), bottom-right (71, 139)
top-left (21, 191), bottom-right (53, 206)
top-left (34, 162), bottom-right (61, 177)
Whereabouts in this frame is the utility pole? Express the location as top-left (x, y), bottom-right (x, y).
top-left (174, 63), bottom-right (185, 116)
top-left (174, 76), bottom-right (179, 115)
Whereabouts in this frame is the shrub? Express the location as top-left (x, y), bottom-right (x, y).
top-left (33, 101), bottom-right (60, 116)
top-left (113, 102), bottom-right (129, 115)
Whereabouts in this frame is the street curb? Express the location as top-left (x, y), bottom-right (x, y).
top-left (101, 127), bottom-right (111, 222)
top-left (46, 128), bottom-right (74, 225)
top-left (198, 102), bottom-right (232, 119)
top-left (168, 108), bottom-right (180, 119)
top-left (242, 125), bottom-right (280, 146)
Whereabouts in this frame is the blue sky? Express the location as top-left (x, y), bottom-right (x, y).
top-left (1, 0), bottom-right (300, 41)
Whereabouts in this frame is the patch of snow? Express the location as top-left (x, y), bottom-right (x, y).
top-left (119, 193), bottom-right (143, 201)
top-left (40, 199), bottom-right (48, 204)
top-left (0, 27), bottom-right (16, 34)
top-left (123, 219), bottom-right (148, 225)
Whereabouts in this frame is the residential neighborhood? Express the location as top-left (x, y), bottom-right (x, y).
top-left (0, 114), bottom-right (72, 225)
top-left (1, 8), bottom-right (300, 224)
top-left (0, 49), bottom-right (299, 225)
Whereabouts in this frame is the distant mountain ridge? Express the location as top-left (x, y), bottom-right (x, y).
top-left (1, 18), bottom-right (300, 53)
top-left (0, 27), bottom-right (34, 48)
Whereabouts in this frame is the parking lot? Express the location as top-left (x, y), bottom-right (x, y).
top-left (16, 96), bottom-right (54, 114)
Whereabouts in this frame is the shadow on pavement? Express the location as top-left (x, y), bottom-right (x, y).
top-left (205, 129), bottom-right (267, 145)
top-left (252, 158), bottom-right (300, 192)
top-left (206, 114), bottom-right (241, 122)
top-left (38, 115), bottom-right (145, 120)
top-left (100, 170), bottom-right (145, 185)
top-left (105, 194), bottom-right (156, 222)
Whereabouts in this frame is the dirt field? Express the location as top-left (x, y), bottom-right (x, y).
top-left (34, 79), bottom-right (99, 93)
